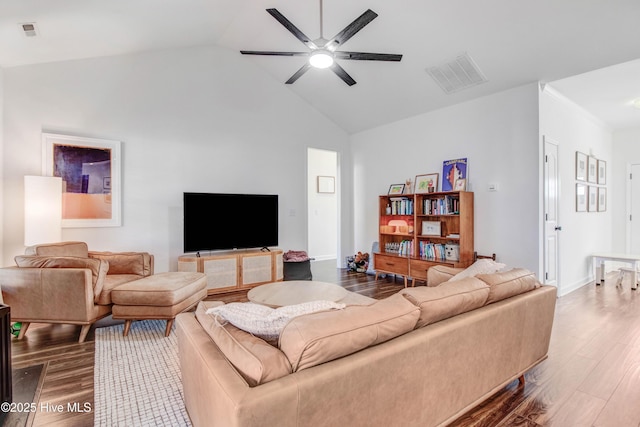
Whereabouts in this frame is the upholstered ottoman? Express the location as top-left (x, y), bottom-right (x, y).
top-left (111, 272), bottom-right (207, 337)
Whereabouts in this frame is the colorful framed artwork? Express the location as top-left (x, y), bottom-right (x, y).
top-left (414, 173), bottom-right (439, 194)
top-left (587, 156), bottom-right (597, 183)
top-left (454, 179), bottom-right (467, 191)
top-left (588, 186), bottom-right (598, 212)
top-left (42, 133), bottom-right (122, 227)
top-left (576, 183), bottom-right (587, 212)
top-left (575, 151), bottom-right (587, 181)
top-left (442, 158), bottom-right (467, 192)
top-left (597, 160), bottom-right (606, 185)
top-left (388, 184), bottom-right (405, 195)
top-left (598, 187), bottom-right (607, 212)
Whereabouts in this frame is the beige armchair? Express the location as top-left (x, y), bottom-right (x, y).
top-left (0, 241), bottom-right (153, 342)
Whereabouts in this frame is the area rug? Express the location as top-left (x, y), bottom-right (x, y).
top-left (94, 320), bottom-right (192, 426)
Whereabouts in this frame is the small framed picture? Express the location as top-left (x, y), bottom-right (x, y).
top-left (576, 183), bottom-right (587, 212)
top-left (454, 179), bottom-right (466, 191)
top-left (588, 186), bottom-right (598, 212)
top-left (587, 156), bottom-right (597, 183)
top-left (576, 152), bottom-right (587, 181)
top-left (414, 173), bottom-right (439, 194)
top-left (597, 160), bottom-right (606, 185)
top-left (598, 187), bottom-right (607, 212)
top-left (388, 184), bottom-right (405, 195)
top-left (317, 176), bottom-right (335, 193)
top-left (421, 221), bottom-right (441, 237)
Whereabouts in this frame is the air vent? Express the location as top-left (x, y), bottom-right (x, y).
top-left (19, 22), bottom-right (38, 37)
top-left (427, 52), bottom-right (487, 94)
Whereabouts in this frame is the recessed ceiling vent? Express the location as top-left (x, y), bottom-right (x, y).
top-left (427, 52), bottom-right (487, 94)
top-left (19, 22), bottom-right (38, 38)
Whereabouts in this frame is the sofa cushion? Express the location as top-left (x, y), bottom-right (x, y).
top-left (400, 277), bottom-right (490, 328)
top-left (25, 241), bottom-right (89, 258)
top-left (279, 293), bottom-right (420, 372)
top-left (195, 302), bottom-right (292, 387)
top-left (205, 300), bottom-right (345, 344)
top-left (449, 258), bottom-right (506, 282)
top-left (476, 268), bottom-right (540, 304)
top-left (96, 274), bottom-right (143, 305)
top-left (89, 251), bottom-right (152, 276)
top-left (14, 255), bottom-right (109, 303)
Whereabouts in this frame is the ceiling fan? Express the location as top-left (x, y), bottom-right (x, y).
top-left (240, 0), bottom-right (402, 86)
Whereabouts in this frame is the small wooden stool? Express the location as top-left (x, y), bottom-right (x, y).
top-left (111, 272), bottom-right (207, 336)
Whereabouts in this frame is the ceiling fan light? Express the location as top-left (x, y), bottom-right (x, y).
top-left (309, 50), bottom-right (334, 69)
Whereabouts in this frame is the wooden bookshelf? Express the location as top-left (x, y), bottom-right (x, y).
top-left (374, 191), bottom-right (474, 286)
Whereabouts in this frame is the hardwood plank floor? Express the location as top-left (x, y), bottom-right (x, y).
top-left (7, 269), bottom-right (640, 426)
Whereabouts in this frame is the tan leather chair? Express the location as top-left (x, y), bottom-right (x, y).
top-left (0, 241), bottom-right (153, 342)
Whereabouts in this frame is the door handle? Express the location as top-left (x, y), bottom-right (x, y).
top-left (555, 226), bottom-right (562, 231)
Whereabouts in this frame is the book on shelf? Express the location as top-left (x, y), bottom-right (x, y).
top-left (419, 241), bottom-right (447, 261)
top-left (422, 195), bottom-right (459, 215)
top-left (389, 198), bottom-right (413, 215)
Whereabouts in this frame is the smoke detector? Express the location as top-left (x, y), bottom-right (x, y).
top-left (427, 52), bottom-right (487, 94)
top-left (19, 22), bottom-right (39, 37)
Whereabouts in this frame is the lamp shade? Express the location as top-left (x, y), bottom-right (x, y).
top-left (24, 176), bottom-right (62, 246)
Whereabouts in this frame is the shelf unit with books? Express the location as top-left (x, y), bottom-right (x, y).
top-left (374, 191), bottom-right (474, 286)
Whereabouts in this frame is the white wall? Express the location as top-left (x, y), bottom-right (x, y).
top-left (1, 46), bottom-right (352, 270)
top-left (540, 86), bottom-right (612, 295)
top-left (612, 127), bottom-right (640, 252)
top-left (351, 83), bottom-right (540, 273)
top-left (307, 148), bottom-right (338, 261)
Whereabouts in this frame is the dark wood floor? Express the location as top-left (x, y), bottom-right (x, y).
top-left (7, 268), bottom-right (640, 426)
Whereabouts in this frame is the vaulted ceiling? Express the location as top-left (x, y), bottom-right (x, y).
top-left (1, 0), bottom-right (640, 133)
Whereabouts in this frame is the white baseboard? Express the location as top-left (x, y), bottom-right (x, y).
top-left (558, 276), bottom-right (592, 297)
top-left (310, 255), bottom-right (337, 262)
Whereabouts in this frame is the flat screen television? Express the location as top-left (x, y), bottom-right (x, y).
top-left (183, 192), bottom-right (278, 253)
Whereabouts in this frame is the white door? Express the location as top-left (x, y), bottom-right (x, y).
top-left (630, 164), bottom-right (640, 253)
top-left (543, 138), bottom-right (560, 287)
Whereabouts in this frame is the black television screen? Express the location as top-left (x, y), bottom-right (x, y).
top-left (183, 192), bottom-right (278, 253)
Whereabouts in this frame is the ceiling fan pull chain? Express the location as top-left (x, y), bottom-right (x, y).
top-left (319, 0), bottom-right (324, 39)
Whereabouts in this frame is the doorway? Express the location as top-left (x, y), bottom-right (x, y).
top-left (629, 164), bottom-right (640, 253)
top-left (307, 148), bottom-right (338, 267)
top-left (543, 137), bottom-right (560, 288)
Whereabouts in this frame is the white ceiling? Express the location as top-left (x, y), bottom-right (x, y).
top-left (1, 0), bottom-right (640, 134)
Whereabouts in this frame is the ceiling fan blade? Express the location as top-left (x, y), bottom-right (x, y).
top-left (326, 9), bottom-right (378, 49)
top-left (266, 8), bottom-right (318, 50)
top-left (330, 62), bottom-right (356, 86)
top-left (285, 63), bottom-right (312, 84)
top-left (334, 52), bottom-right (402, 61)
top-left (241, 51), bottom-right (309, 57)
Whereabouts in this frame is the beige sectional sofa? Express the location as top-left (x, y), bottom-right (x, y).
top-left (176, 268), bottom-right (557, 427)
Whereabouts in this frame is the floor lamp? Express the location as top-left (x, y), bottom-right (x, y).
top-left (24, 176), bottom-right (62, 246)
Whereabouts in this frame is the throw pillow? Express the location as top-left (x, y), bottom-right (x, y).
top-left (206, 300), bottom-right (345, 343)
top-left (449, 258), bottom-right (506, 282)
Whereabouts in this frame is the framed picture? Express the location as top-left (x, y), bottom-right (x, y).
top-left (587, 156), bottom-right (597, 183)
top-left (388, 184), bottom-right (405, 195)
top-left (454, 179), bottom-right (467, 191)
top-left (442, 158), bottom-right (467, 192)
top-left (42, 133), bottom-right (122, 227)
top-left (576, 183), bottom-right (587, 212)
top-left (414, 173), bottom-right (439, 193)
top-left (421, 221), bottom-right (441, 237)
top-left (317, 176), bottom-right (335, 193)
top-left (575, 151), bottom-right (587, 181)
top-left (597, 160), bottom-right (606, 185)
top-left (598, 187), bottom-right (607, 212)
top-left (588, 186), bottom-right (598, 212)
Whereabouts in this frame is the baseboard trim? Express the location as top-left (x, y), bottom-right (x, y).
top-left (558, 276), bottom-right (592, 297)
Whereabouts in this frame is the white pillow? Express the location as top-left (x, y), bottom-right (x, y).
top-left (206, 300), bottom-right (345, 342)
top-left (449, 259), bottom-right (506, 282)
